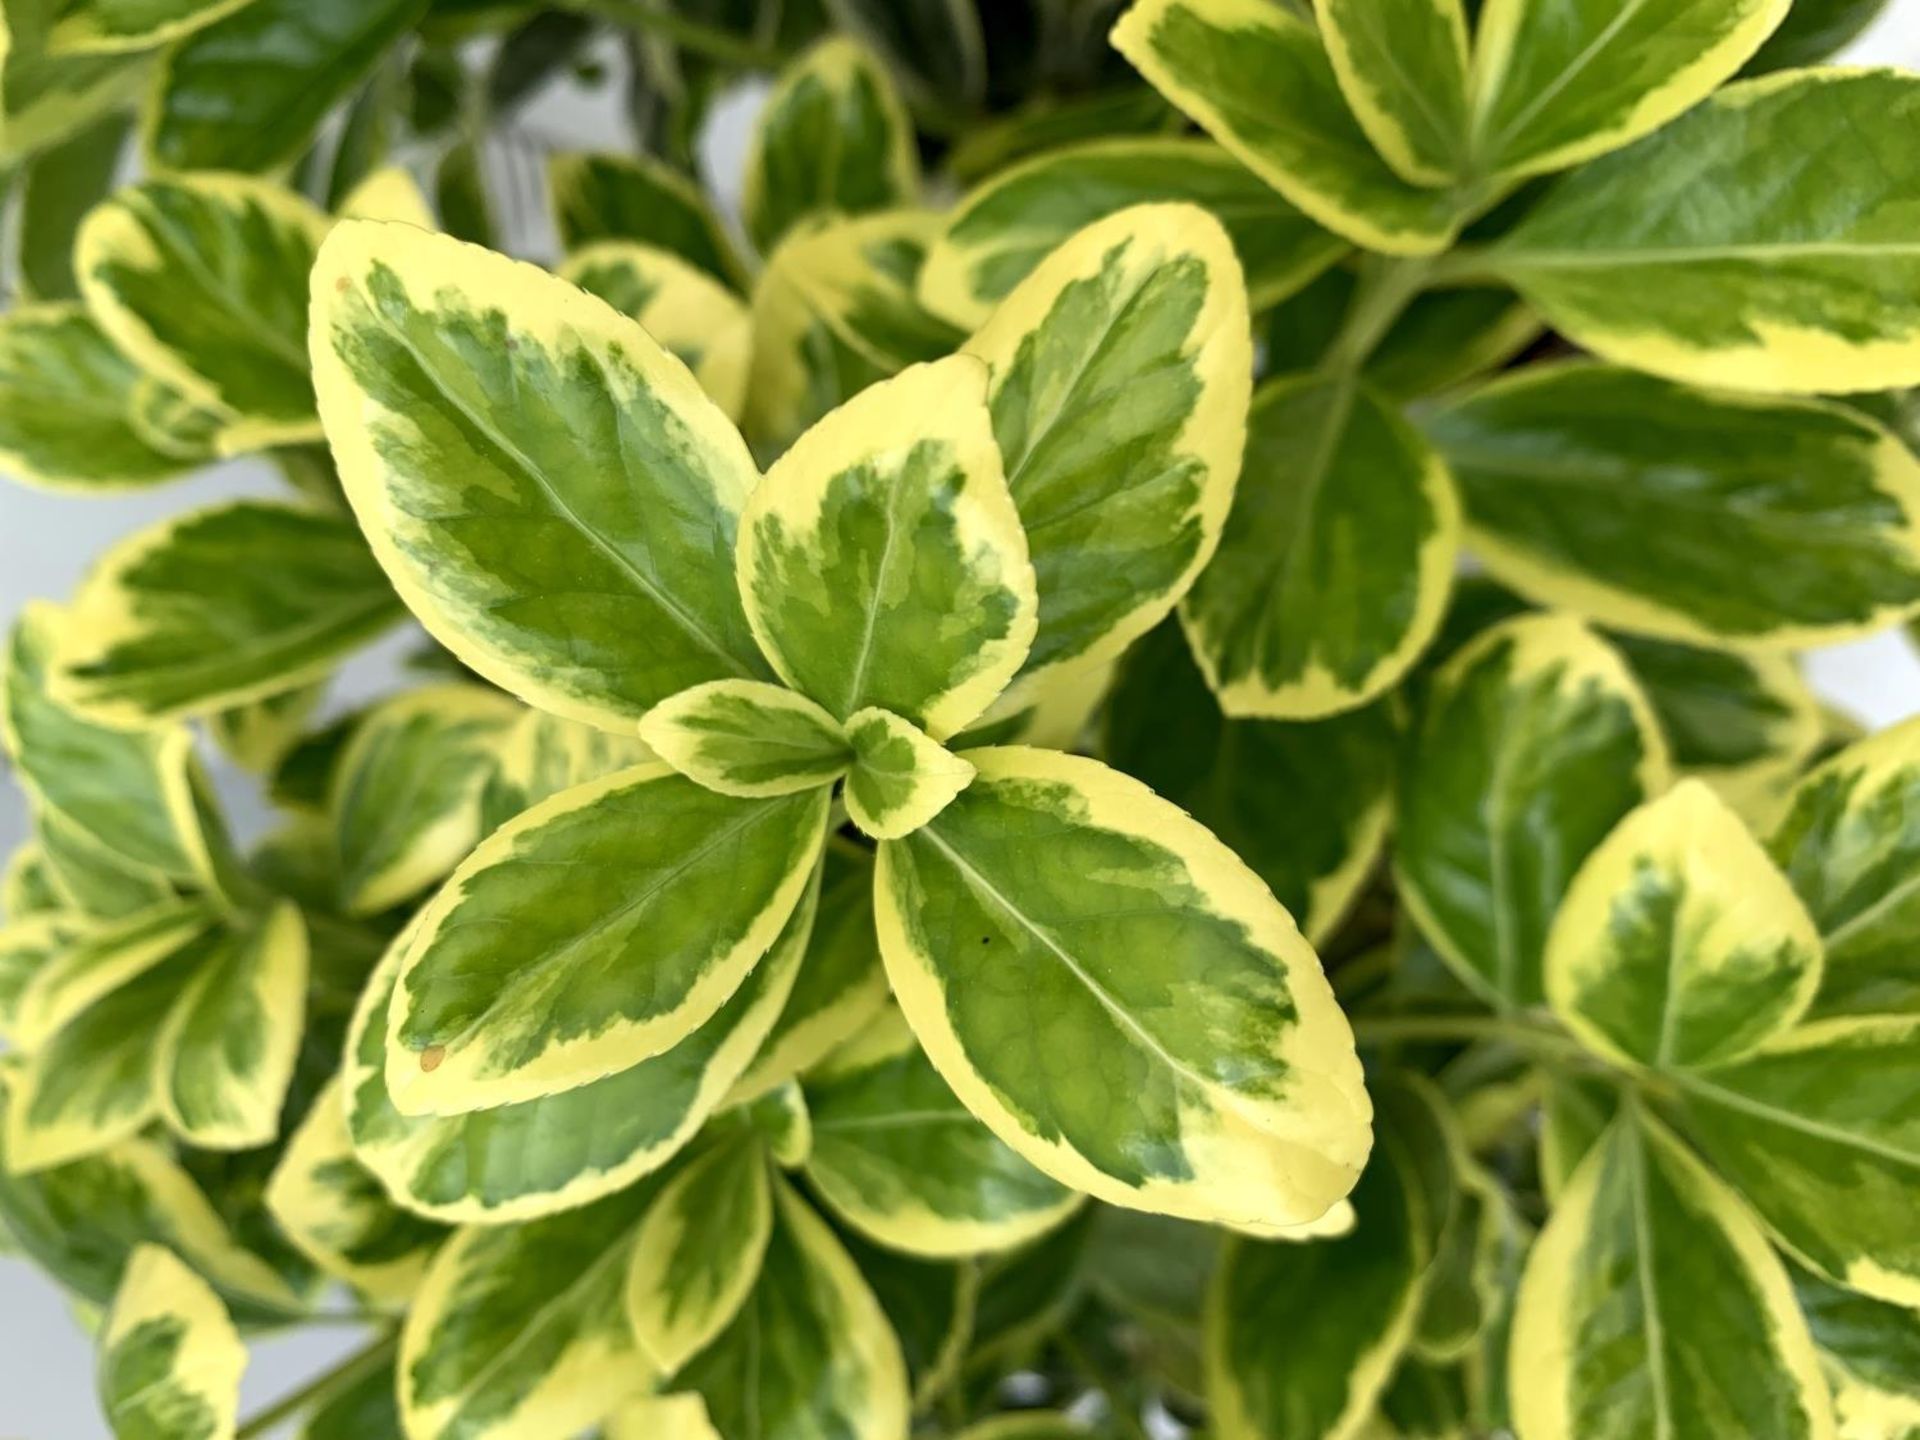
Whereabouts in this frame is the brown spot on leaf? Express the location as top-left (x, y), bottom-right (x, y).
top-left (334, 276), bottom-right (350, 293)
top-left (419, 1045), bottom-right (446, 1073)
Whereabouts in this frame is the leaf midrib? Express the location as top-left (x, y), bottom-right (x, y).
top-left (83, 589), bottom-right (400, 700)
top-left (373, 311), bottom-right (752, 682)
top-left (427, 1233), bottom-right (635, 1428)
top-left (918, 824), bottom-right (1236, 1113)
top-left (1627, 1122), bottom-right (1677, 1440)
top-left (1498, 240), bottom-right (1920, 270)
top-left (1674, 1069), bottom-right (1920, 1169)
top-left (420, 796), bottom-right (799, 1055)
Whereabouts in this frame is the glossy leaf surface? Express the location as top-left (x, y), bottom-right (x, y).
top-left (1396, 615), bottom-right (1668, 1007)
top-left (921, 138), bottom-right (1344, 329)
top-left (57, 501), bottom-right (402, 725)
top-left (1113, 0), bottom-right (1464, 254)
top-left (1546, 781), bottom-right (1822, 1070)
top-left (312, 222), bottom-right (768, 730)
top-left (877, 746), bottom-right (1369, 1228)
top-left (966, 203), bottom-right (1250, 694)
top-left (384, 764), bottom-right (825, 1114)
top-left (1183, 372), bottom-right (1459, 719)
top-left (1430, 365), bottom-right (1920, 646)
top-left (803, 1008), bottom-right (1080, 1258)
top-left (1489, 71), bottom-right (1920, 394)
top-left (78, 174), bottom-right (327, 447)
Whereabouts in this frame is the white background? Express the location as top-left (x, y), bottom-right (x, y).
top-left (5, 6), bottom-right (1920, 1434)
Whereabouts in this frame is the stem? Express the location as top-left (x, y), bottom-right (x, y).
top-left (1425, 245), bottom-right (1507, 289)
top-left (1321, 256), bottom-right (1432, 373)
top-left (235, 1331), bottom-right (395, 1439)
top-left (576, 0), bottom-right (788, 68)
top-left (1350, 1012), bottom-right (1587, 1063)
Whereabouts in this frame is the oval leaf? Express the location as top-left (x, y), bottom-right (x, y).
top-left (157, 901), bottom-right (308, 1151)
top-left (1207, 1099), bottom-right (1435, 1440)
top-left (1429, 365), bottom-right (1920, 646)
top-left (145, 0), bottom-right (425, 175)
top-left (641, 680), bottom-right (851, 799)
top-left (1105, 620), bottom-right (1396, 945)
top-left (348, 876), bottom-right (815, 1222)
top-left (843, 708), bottom-right (975, 842)
top-left (77, 174), bottom-right (327, 447)
top-left (1546, 780), bottom-right (1822, 1071)
top-left (99, 1245), bottom-right (244, 1440)
top-left (1182, 372), bottom-right (1460, 718)
top-left (264, 1075), bottom-right (445, 1303)
top-left (557, 241), bottom-right (753, 421)
top-left (329, 685), bottom-right (517, 918)
top-left (625, 1139), bottom-right (774, 1374)
top-left (920, 138), bottom-right (1345, 330)
top-left (4, 604), bottom-right (201, 880)
top-left (1509, 1110), bottom-right (1833, 1440)
top-left (1320, 0), bottom-right (1471, 186)
top-left (1675, 1016), bottom-right (1920, 1308)
top-left (399, 1177), bottom-right (669, 1440)
top-left (1396, 614), bottom-right (1669, 1007)
top-left (56, 500), bottom-right (403, 725)
top-left (744, 37), bottom-right (918, 255)
top-left (7, 922), bottom-right (213, 1172)
top-left (384, 763), bottom-right (826, 1115)
top-left (1112, 0), bottom-right (1464, 255)
top-left (1769, 716), bottom-right (1920, 1018)
top-left (0, 304), bottom-right (190, 491)
top-left (876, 745), bottom-right (1370, 1229)
top-left (1467, 0), bottom-right (1787, 181)
top-left (738, 355), bottom-right (1038, 738)
top-left (804, 1007), bottom-right (1080, 1258)
top-left (548, 150), bottom-right (749, 288)
top-left (1487, 71), bottom-right (1920, 394)
top-left (310, 221), bottom-right (769, 730)
top-left (674, 1177), bottom-right (911, 1440)
top-left (965, 202), bottom-right (1252, 695)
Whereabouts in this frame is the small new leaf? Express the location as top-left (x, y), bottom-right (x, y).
top-left (843, 708), bottom-right (975, 841)
top-left (641, 680), bottom-right (852, 799)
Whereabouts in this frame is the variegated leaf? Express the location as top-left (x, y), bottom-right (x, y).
top-left (743, 37), bottom-right (918, 254)
top-left (803, 1007), bottom-right (1080, 1258)
top-left (382, 764), bottom-right (826, 1116)
top-left (98, 1245), bottom-right (245, 1440)
top-left (877, 746), bottom-right (1369, 1229)
top-left (1509, 1109), bottom-right (1833, 1440)
top-left (1396, 614), bottom-right (1669, 1007)
top-left (310, 221), bottom-right (769, 730)
top-left (1546, 781), bottom-right (1822, 1071)
top-left (558, 241), bottom-right (753, 421)
top-left (55, 501), bottom-right (403, 725)
top-left (625, 1138), bottom-right (773, 1374)
top-left (347, 880), bottom-right (814, 1223)
top-left (77, 174), bottom-right (328, 449)
top-left (921, 138), bottom-right (1344, 331)
top-left (264, 1075), bottom-right (444, 1303)
top-left (738, 355), bottom-right (1037, 739)
top-left (842, 708), bottom-right (975, 841)
top-left (966, 203), bottom-right (1251, 698)
top-left (640, 680), bottom-right (852, 799)
top-left (1182, 372), bottom-right (1459, 719)
top-left (329, 685), bottom-right (518, 918)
